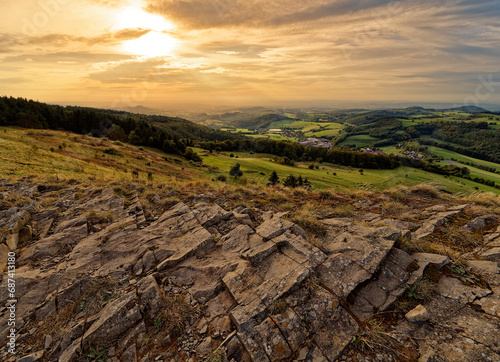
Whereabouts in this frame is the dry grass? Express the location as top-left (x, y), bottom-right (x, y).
top-left (87, 211), bottom-right (115, 225)
top-left (288, 203), bottom-right (328, 237)
top-left (464, 204), bottom-right (492, 217)
top-left (75, 278), bottom-right (121, 317)
top-left (384, 185), bottom-right (410, 203)
top-left (464, 191), bottom-right (500, 208)
top-left (441, 224), bottom-right (483, 251)
top-left (409, 183), bottom-right (441, 199)
top-left (331, 204), bottom-right (355, 217)
top-left (25, 278), bottom-right (120, 354)
top-left (380, 201), bottom-right (409, 217)
top-left (157, 293), bottom-right (197, 337)
top-left (397, 236), bottom-right (461, 260)
top-left (351, 318), bottom-right (417, 361)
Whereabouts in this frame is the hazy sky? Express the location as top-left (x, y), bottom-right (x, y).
top-left (1, 0), bottom-right (500, 109)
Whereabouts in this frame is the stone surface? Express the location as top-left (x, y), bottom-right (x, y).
top-left (6, 181), bottom-right (500, 362)
top-left (466, 260), bottom-right (500, 275)
top-left (465, 215), bottom-right (497, 231)
top-left (0, 243), bottom-right (10, 273)
top-left (481, 247), bottom-right (500, 261)
top-left (317, 232), bottom-right (394, 298)
top-left (83, 291), bottom-right (142, 347)
top-left (438, 277), bottom-right (491, 304)
top-left (254, 317), bottom-right (292, 360)
top-left (136, 275), bottom-right (162, 319)
top-left (413, 210), bottom-right (462, 239)
top-left (405, 305), bottom-right (429, 322)
top-left (121, 344), bottom-right (137, 362)
top-left (17, 350), bottom-right (44, 362)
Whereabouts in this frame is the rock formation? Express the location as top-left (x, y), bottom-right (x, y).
top-left (0, 179), bottom-right (499, 361)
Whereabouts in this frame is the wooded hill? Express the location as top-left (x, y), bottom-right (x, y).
top-left (0, 96), bottom-right (241, 157)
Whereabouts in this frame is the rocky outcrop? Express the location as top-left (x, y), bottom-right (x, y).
top-left (0, 181), bottom-right (499, 361)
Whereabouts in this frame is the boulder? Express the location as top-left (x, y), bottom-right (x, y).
top-left (405, 305), bottom-right (429, 322)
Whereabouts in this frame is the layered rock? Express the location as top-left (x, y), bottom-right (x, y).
top-left (0, 182), bottom-right (499, 362)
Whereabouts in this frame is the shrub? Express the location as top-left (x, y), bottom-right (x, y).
top-left (229, 163), bottom-right (243, 178)
top-left (103, 147), bottom-right (119, 155)
top-left (183, 148), bottom-right (202, 163)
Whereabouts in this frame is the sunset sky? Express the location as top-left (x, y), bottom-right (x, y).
top-left (1, 0), bottom-right (500, 110)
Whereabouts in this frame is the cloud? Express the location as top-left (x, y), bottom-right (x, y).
top-left (0, 28), bottom-right (151, 52)
top-left (1, 52), bottom-right (134, 65)
top-left (145, 0), bottom-right (332, 28)
top-left (84, 0), bottom-right (128, 7)
top-left (145, 0), bottom-right (417, 29)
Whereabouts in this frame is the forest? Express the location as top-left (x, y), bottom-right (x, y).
top-left (0, 96), bottom-right (240, 157)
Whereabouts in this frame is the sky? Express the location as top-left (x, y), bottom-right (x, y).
top-left (1, 0), bottom-right (500, 110)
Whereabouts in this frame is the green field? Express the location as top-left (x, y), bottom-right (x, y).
top-left (1, 127), bottom-right (498, 195)
top-left (427, 146), bottom-right (500, 171)
top-left (337, 135), bottom-right (379, 147)
top-left (196, 149), bottom-right (500, 194)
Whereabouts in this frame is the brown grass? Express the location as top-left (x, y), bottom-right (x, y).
top-left (409, 183), bottom-right (441, 199)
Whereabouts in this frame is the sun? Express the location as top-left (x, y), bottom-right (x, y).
top-left (114, 5), bottom-right (179, 57)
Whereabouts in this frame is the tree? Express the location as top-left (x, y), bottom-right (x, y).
top-left (283, 175), bottom-right (297, 188)
top-left (297, 175), bottom-right (304, 186)
top-left (128, 130), bottom-right (141, 144)
top-left (268, 171), bottom-right (280, 186)
top-left (229, 163), bottom-right (243, 178)
top-left (183, 148), bottom-right (202, 163)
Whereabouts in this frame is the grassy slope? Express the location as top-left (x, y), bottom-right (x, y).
top-left (337, 135), bottom-right (379, 147)
top-left (1, 127), bottom-right (498, 195)
top-left (427, 146), bottom-right (500, 170)
top-left (196, 148), bottom-right (500, 194)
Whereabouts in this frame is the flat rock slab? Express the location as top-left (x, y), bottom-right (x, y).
top-left (83, 291), bottom-right (142, 347)
top-left (313, 306), bottom-right (358, 361)
top-left (256, 216), bottom-right (294, 241)
top-left (255, 317), bottom-right (292, 360)
top-left (474, 287), bottom-right (500, 318)
top-left (466, 260), bottom-right (500, 275)
top-left (481, 247), bottom-right (500, 261)
top-left (271, 309), bottom-right (307, 353)
top-left (414, 210), bottom-right (462, 239)
top-left (438, 306), bottom-right (500, 353)
top-left (317, 233), bottom-right (394, 298)
top-left (351, 248), bottom-right (415, 320)
top-left (438, 277), bottom-right (491, 304)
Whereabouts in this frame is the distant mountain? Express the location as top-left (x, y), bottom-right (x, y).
top-left (233, 113), bottom-right (293, 129)
top-left (445, 105), bottom-right (489, 113)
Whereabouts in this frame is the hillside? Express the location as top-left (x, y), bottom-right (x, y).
top-left (232, 113), bottom-right (294, 130)
top-left (1, 124), bottom-right (500, 361)
top-left (1, 162), bottom-right (500, 361)
top-left (0, 97), bottom-right (241, 159)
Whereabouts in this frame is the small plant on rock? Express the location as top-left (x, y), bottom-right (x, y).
top-left (82, 346), bottom-right (106, 362)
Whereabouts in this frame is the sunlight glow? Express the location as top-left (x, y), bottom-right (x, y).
top-left (115, 5), bottom-right (179, 57)
top-left (121, 31), bottom-right (179, 57)
top-left (114, 6), bottom-right (175, 32)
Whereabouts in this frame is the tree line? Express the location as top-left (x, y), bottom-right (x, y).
top-left (416, 121), bottom-right (500, 164)
top-left (0, 96), bottom-right (241, 158)
top-left (199, 139), bottom-right (401, 169)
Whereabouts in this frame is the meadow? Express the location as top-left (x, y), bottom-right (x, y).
top-left (1, 127), bottom-right (499, 195)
